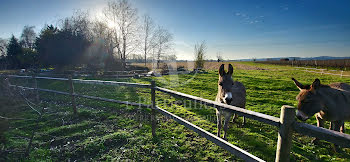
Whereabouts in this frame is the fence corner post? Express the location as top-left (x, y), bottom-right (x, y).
top-left (32, 74), bottom-right (39, 103)
top-left (68, 75), bottom-right (77, 115)
top-left (151, 80), bottom-right (156, 137)
top-left (275, 105), bottom-right (295, 162)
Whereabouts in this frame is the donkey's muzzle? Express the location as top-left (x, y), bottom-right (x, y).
top-left (224, 92), bottom-right (233, 104)
top-left (296, 115), bottom-right (306, 121)
top-left (225, 98), bottom-right (232, 104)
top-left (296, 110), bottom-right (309, 121)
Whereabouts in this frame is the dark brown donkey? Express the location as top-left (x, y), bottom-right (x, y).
top-left (216, 64), bottom-right (246, 140)
top-left (292, 78), bottom-right (350, 136)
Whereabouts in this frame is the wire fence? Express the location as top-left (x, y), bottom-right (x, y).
top-left (294, 67), bottom-right (350, 77)
top-left (256, 59), bottom-right (350, 70)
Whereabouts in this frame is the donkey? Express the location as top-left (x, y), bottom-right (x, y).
top-left (292, 78), bottom-right (350, 136)
top-left (216, 64), bottom-right (246, 140)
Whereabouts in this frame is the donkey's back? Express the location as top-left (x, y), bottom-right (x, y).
top-left (329, 82), bottom-right (350, 92)
top-left (231, 81), bottom-right (246, 108)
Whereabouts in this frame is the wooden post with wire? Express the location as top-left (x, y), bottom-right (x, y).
top-left (3, 77), bottom-right (12, 96)
top-left (151, 80), bottom-right (157, 137)
top-left (275, 105), bottom-right (296, 162)
top-left (68, 75), bottom-right (77, 114)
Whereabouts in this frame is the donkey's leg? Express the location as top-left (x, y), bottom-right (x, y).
top-left (216, 110), bottom-right (222, 137)
top-left (231, 114), bottom-right (237, 123)
top-left (333, 121), bottom-right (345, 133)
top-left (329, 122), bottom-right (334, 130)
top-left (223, 112), bottom-right (231, 140)
top-left (332, 121), bottom-right (343, 152)
top-left (333, 121), bottom-right (342, 131)
top-left (232, 114), bottom-right (246, 126)
top-left (312, 114), bottom-right (324, 144)
top-left (242, 116), bottom-right (246, 126)
top-left (316, 115), bottom-right (324, 128)
top-left (340, 122), bottom-right (345, 133)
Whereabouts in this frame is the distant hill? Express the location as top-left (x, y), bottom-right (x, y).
top-left (233, 56), bottom-right (350, 62)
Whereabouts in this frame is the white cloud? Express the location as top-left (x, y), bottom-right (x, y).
top-left (233, 11), bottom-right (264, 25)
top-left (280, 4), bottom-right (289, 11)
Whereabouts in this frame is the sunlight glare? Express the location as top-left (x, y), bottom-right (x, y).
top-left (107, 20), bottom-right (117, 29)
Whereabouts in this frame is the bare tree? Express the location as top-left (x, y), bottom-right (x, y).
top-left (20, 26), bottom-right (36, 49)
top-left (0, 38), bottom-right (7, 57)
top-left (194, 41), bottom-right (206, 69)
top-left (87, 20), bottom-right (117, 69)
top-left (140, 14), bottom-right (156, 66)
top-left (91, 20), bottom-right (114, 56)
top-left (154, 26), bottom-right (173, 69)
top-left (103, 0), bottom-right (139, 69)
top-left (60, 10), bottom-right (92, 40)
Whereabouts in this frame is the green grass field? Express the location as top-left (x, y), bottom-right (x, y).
top-left (1, 62), bottom-right (350, 161)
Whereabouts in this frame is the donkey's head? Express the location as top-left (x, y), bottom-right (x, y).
top-left (218, 64), bottom-right (234, 104)
top-left (292, 78), bottom-right (324, 121)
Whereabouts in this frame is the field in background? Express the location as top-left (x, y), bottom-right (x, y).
top-left (133, 61), bottom-right (350, 76)
top-left (1, 62), bottom-right (350, 161)
top-left (256, 59), bottom-right (350, 70)
top-left (133, 61), bottom-right (267, 71)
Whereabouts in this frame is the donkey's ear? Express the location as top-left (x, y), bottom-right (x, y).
top-left (292, 78), bottom-right (304, 90)
top-left (311, 78), bottom-right (321, 90)
top-left (227, 64), bottom-right (233, 75)
top-left (219, 64), bottom-right (225, 76)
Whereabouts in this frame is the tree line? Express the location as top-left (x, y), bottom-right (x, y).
top-left (0, 0), bottom-right (175, 71)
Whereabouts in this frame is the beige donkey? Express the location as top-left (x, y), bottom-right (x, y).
top-left (216, 64), bottom-right (246, 140)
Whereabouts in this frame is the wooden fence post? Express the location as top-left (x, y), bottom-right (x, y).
top-left (32, 75), bottom-right (39, 103)
top-left (275, 105), bottom-right (295, 162)
top-left (341, 71), bottom-right (344, 78)
top-left (68, 75), bottom-right (77, 114)
top-left (151, 80), bottom-right (156, 137)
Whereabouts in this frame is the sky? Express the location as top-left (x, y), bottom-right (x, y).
top-left (0, 0), bottom-right (349, 60)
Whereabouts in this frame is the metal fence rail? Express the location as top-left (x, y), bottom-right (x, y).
top-left (72, 79), bottom-right (151, 88)
top-left (293, 122), bottom-right (350, 148)
top-left (156, 87), bottom-right (280, 127)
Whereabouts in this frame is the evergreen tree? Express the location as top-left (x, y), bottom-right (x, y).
top-left (6, 35), bottom-right (22, 69)
top-left (36, 25), bottom-right (59, 67)
top-left (36, 25), bottom-right (90, 69)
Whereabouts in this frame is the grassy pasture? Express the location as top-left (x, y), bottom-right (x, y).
top-left (133, 61), bottom-right (350, 76)
top-left (1, 62), bottom-right (350, 161)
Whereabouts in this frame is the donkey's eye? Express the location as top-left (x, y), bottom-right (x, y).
top-left (219, 83), bottom-right (223, 86)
